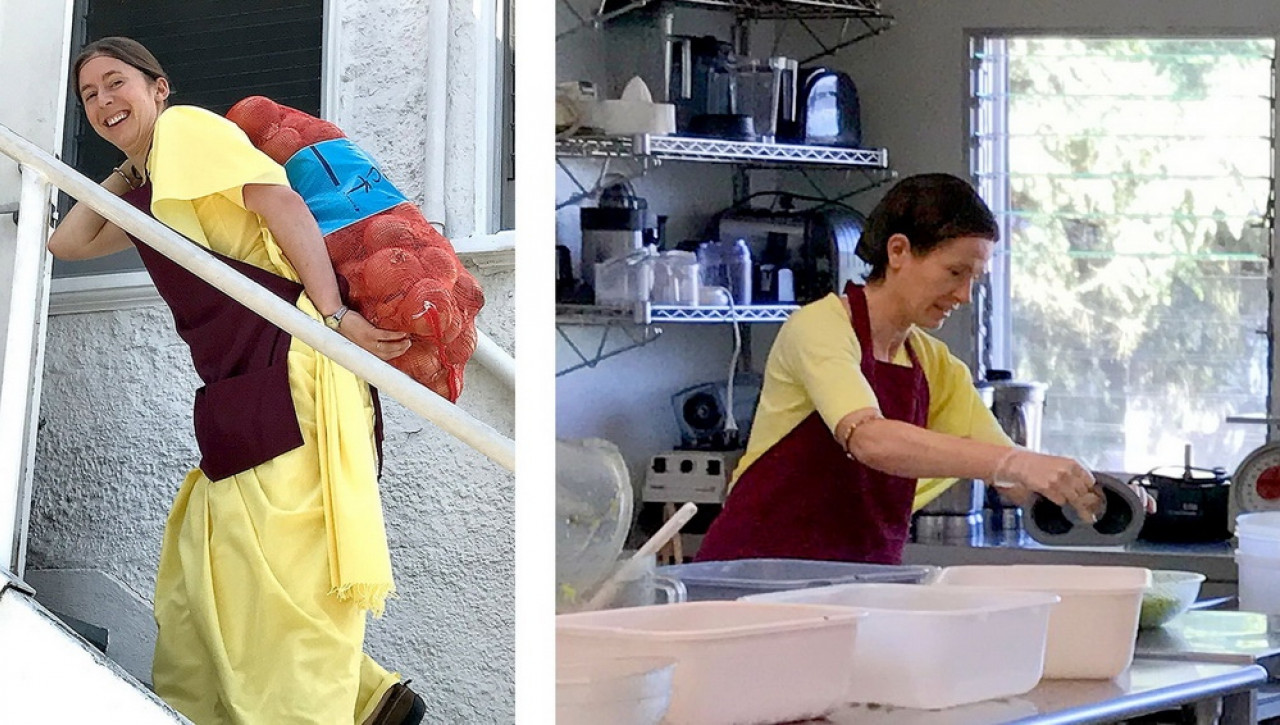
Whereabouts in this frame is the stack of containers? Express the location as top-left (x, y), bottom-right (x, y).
top-left (657, 558), bottom-right (938, 601)
top-left (1234, 512), bottom-right (1280, 613)
top-left (933, 565), bottom-right (1151, 679)
top-left (742, 583), bottom-right (1060, 709)
top-left (557, 601), bottom-right (865, 725)
top-left (556, 655), bottom-right (676, 725)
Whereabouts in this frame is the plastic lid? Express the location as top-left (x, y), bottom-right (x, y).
top-left (659, 559), bottom-right (936, 589)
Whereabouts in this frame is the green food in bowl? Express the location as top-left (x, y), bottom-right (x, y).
top-left (1139, 570), bottom-right (1205, 629)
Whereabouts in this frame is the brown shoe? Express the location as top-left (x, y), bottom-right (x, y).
top-left (366, 682), bottom-right (426, 725)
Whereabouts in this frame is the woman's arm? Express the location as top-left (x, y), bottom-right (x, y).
top-left (840, 413), bottom-right (1008, 480)
top-left (842, 413), bottom-right (1102, 518)
top-left (46, 171), bottom-right (137, 260)
top-left (241, 182), bottom-right (411, 361)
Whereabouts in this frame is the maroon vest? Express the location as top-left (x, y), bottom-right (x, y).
top-left (120, 184), bottom-right (382, 481)
top-left (696, 282), bottom-right (930, 564)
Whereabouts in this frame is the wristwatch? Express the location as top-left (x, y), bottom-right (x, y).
top-left (323, 304), bottom-right (350, 330)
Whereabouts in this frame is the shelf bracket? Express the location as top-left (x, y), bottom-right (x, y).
top-left (555, 156), bottom-right (652, 210)
top-left (556, 322), bottom-right (663, 376)
top-left (786, 15), bottom-right (895, 66)
top-left (794, 166), bottom-right (896, 203)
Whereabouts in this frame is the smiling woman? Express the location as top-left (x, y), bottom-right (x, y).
top-left (694, 173), bottom-right (1109, 566)
top-left (45, 36), bottom-right (425, 725)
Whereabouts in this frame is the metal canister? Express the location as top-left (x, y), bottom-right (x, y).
top-left (977, 371), bottom-right (1047, 540)
top-left (978, 370), bottom-right (1047, 452)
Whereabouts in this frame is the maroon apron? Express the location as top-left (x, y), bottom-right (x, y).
top-left (696, 282), bottom-right (930, 564)
top-left (120, 183), bottom-right (383, 481)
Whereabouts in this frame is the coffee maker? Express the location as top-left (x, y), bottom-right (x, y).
top-left (579, 183), bottom-right (657, 289)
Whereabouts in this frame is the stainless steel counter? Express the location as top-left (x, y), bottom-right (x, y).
top-left (809, 660), bottom-right (1266, 725)
top-left (1137, 610), bottom-right (1280, 718)
top-left (1137, 610), bottom-right (1280, 671)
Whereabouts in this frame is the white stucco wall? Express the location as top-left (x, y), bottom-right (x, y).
top-left (332, 0), bottom-right (485, 238)
top-left (26, 0), bottom-right (514, 721)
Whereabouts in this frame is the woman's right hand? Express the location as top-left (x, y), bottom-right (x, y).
top-left (993, 449), bottom-right (1105, 522)
top-left (336, 310), bottom-right (412, 361)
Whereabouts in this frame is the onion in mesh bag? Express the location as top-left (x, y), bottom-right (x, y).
top-left (226, 96), bottom-right (482, 401)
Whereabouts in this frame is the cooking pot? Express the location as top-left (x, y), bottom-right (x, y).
top-left (1132, 464), bottom-right (1231, 543)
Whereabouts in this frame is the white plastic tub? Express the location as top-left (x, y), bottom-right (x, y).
top-left (933, 565), bottom-right (1150, 679)
top-left (556, 601), bottom-right (863, 725)
top-left (556, 655), bottom-right (675, 725)
top-left (743, 583), bottom-right (1058, 709)
top-left (1236, 513), bottom-right (1280, 558)
top-left (1236, 549), bottom-right (1280, 614)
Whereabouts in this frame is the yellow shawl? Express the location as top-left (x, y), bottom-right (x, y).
top-left (147, 105), bottom-right (395, 614)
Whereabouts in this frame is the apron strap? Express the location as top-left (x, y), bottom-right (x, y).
top-left (843, 281), bottom-right (924, 373)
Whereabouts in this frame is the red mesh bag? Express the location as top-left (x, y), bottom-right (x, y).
top-left (226, 96), bottom-right (483, 402)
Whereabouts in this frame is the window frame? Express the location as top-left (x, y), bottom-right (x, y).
top-left (965, 29), bottom-right (1280, 459)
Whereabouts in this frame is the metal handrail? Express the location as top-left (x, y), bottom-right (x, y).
top-left (0, 121), bottom-right (514, 471)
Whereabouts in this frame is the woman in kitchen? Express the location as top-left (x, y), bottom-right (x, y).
top-left (697, 173), bottom-right (1116, 565)
top-left (49, 37), bottom-right (423, 724)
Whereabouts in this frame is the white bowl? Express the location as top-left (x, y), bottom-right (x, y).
top-left (1139, 570), bottom-right (1205, 629)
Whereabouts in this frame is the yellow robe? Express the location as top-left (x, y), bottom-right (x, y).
top-left (144, 105), bottom-right (398, 724)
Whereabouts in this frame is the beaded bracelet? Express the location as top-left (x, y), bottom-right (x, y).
top-left (112, 166), bottom-right (139, 190)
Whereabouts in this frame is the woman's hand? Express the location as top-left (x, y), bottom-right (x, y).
top-left (336, 310), bottom-right (412, 361)
top-left (993, 449), bottom-right (1105, 522)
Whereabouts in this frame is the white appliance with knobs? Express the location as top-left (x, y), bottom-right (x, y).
top-left (644, 451), bottom-right (743, 505)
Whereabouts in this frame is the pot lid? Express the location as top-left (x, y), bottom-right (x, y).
top-left (1147, 465), bottom-right (1229, 484)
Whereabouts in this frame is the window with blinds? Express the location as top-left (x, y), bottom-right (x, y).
top-left (970, 36), bottom-right (1276, 473)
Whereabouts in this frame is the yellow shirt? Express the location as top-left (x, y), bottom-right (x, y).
top-left (733, 293), bottom-right (1013, 510)
top-left (148, 105), bottom-right (297, 278)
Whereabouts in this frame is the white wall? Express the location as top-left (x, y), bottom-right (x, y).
top-left (23, 1), bottom-right (514, 721)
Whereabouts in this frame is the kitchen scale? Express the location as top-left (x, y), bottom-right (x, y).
top-left (1229, 441), bottom-right (1280, 529)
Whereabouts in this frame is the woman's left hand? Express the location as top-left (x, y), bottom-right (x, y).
top-left (337, 310), bottom-right (412, 361)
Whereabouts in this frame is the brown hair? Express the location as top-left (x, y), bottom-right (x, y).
top-left (857, 173), bottom-right (1000, 283)
top-left (72, 36), bottom-right (170, 104)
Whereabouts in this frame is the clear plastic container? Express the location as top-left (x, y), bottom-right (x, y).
top-left (933, 565), bottom-right (1150, 679)
top-left (744, 583), bottom-right (1059, 709)
top-left (652, 250), bottom-right (700, 305)
top-left (697, 238), bottom-right (752, 306)
top-left (557, 601), bottom-right (863, 725)
top-left (1236, 549), bottom-right (1280, 614)
top-left (568, 551), bottom-right (687, 612)
top-left (594, 246), bottom-right (656, 307)
top-left (657, 558), bottom-right (938, 601)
